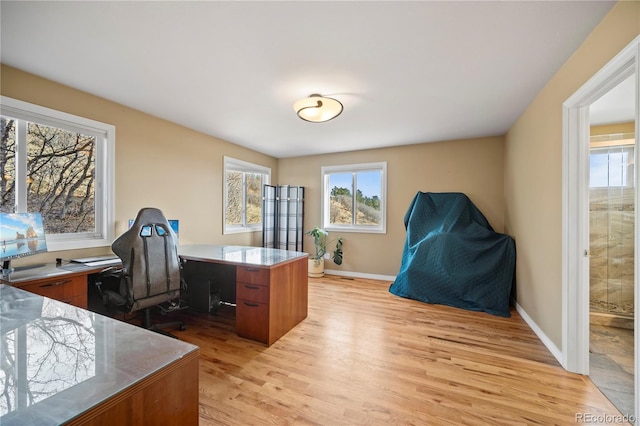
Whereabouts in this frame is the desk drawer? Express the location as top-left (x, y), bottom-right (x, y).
top-left (18, 275), bottom-right (87, 308)
top-left (237, 282), bottom-right (269, 303)
top-left (236, 299), bottom-right (268, 343)
top-left (237, 266), bottom-right (269, 285)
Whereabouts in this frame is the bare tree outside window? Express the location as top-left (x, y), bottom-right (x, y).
top-left (1, 97), bottom-right (114, 250)
top-left (0, 117), bottom-right (16, 211)
top-left (225, 171), bottom-right (242, 226)
top-left (1, 116), bottom-right (96, 235)
top-left (223, 157), bottom-right (270, 234)
top-left (225, 171), bottom-right (263, 226)
top-left (246, 173), bottom-right (262, 225)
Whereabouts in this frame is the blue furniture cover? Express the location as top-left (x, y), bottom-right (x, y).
top-left (389, 192), bottom-right (515, 317)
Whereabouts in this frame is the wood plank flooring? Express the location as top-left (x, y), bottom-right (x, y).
top-left (159, 275), bottom-right (626, 425)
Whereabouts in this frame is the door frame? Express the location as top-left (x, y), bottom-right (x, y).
top-left (562, 34), bottom-right (639, 409)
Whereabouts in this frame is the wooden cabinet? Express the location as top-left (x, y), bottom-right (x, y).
top-left (235, 258), bottom-right (308, 346)
top-left (236, 266), bottom-right (270, 343)
top-left (5, 273), bottom-right (88, 309)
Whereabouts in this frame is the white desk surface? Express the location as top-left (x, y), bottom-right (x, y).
top-left (1, 262), bottom-right (95, 283)
top-left (178, 244), bottom-right (308, 267)
top-left (1, 245), bottom-right (308, 284)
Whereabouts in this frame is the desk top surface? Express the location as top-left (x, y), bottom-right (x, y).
top-left (0, 284), bottom-right (199, 425)
top-left (1, 245), bottom-right (308, 283)
top-left (178, 244), bottom-right (308, 267)
top-left (0, 262), bottom-right (99, 283)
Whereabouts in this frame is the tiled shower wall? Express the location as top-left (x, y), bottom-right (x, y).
top-left (590, 187), bottom-right (635, 318)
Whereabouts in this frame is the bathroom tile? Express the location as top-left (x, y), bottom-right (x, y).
top-left (590, 324), bottom-right (635, 416)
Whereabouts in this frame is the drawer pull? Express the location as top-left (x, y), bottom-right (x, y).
top-left (244, 284), bottom-right (260, 290)
top-left (244, 267), bottom-right (261, 272)
top-left (243, 301), bottom-right (259, 307)
top-left (41, 280), bottom-right (71, 288)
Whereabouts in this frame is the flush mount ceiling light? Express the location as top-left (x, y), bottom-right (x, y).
top-left (293, 94), bottom-right (343, 123)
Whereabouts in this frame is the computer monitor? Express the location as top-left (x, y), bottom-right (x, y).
top-left (128, 219), bottom-right (179, 238)
top-left (1, 212), bottom-right (48, 274)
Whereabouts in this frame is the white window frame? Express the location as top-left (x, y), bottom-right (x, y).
top-left (223, 156), bottom-right (271, 234)
top-left (0, 96), bottom-right (115, 251)
top-left (321, 161), bottom-right (387, 234)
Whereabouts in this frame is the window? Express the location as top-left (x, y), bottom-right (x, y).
top-left (224, 157), bottom-right (270, 234)
top-left (321, 162), bottom-right (386, 233)
top-left (589, 137), bottom-right (635, 188)
top-left (0, 97), bottom-right (115, 251)
top-left (590, 147), bottom-right (633, 187)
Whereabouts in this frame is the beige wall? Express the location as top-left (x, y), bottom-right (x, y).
top-left (591, 121), bottom-right (635, 137)
top-left (1, 64), bottom-right (278, 266)
top-left (504, 1), bottom-right (640, 349)
top-left (280, 136), bottom-right (506, 277)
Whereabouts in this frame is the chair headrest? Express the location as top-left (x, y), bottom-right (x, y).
top-left (112, 207), bottom-right (177, 265)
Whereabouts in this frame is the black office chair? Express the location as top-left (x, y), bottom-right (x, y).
top-left (96, 207), bottom-right (186, 337)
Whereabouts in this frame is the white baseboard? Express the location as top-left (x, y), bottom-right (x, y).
top-left (515, 301), bottom-right (563, 366)
top-left (324, 269), bottom-right (396, 282)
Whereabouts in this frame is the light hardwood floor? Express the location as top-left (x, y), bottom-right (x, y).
top-left (159, 275), bottom-right (626, 425)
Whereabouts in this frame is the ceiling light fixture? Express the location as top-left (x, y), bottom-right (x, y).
top-left (293, 94), bottom-right (343, 123)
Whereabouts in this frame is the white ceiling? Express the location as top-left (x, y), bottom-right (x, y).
top-left (590, 74), bottom-right (636, 126)
top-left (0, 1), bottom-right (620, 159)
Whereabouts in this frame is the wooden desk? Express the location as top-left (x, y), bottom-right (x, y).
top-left (1, 245), bottom-right (308, 346)
top-left (0, 284), bottom-right (199, 425)
top-left (0, 263), bottom-right (104, 309)
top-left (179, 245), bottom-right (308, 346)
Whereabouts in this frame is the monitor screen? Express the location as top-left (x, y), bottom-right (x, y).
top-left (0, 212), bottom-right (48, 261)
top-left (128, 219), bottom-right (179, 238)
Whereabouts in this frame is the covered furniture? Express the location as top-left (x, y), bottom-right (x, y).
top-left (389, 192), bottom-right (515, 317)
top-left (97, 207), bottom-right (185, 335)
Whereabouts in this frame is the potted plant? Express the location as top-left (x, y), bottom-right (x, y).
top-left (305, 227), bottom-right (343, 277)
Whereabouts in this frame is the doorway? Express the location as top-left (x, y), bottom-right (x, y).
top-left (562, 35), bottom-right (639, 419)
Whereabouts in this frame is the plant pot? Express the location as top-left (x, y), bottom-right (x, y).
top-left (308, 257), bottom-right (325, 278)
